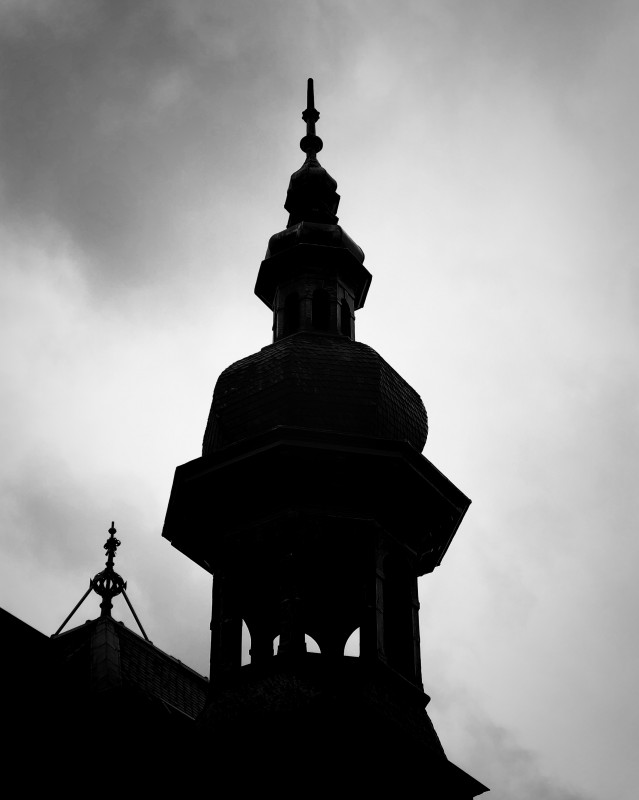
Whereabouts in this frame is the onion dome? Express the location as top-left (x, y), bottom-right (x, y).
top-left (205, 80), bottom-right (428, 457)
top-left (203, 333), bottom-right (428, 455)
top-left (284, 155), bottom-right (339, 226)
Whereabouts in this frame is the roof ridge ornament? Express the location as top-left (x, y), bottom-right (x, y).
top-left (91, 521), bottom-right (126, 619)
top-left (300, 78), bottom-right (323, 157)
top-left (53, 522), bottom-right (150, 641)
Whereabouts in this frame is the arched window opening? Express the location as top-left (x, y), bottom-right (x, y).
top-left (340, 299), bottom-right (352, 338)
top-left (283, 292), bottom-right (299, 337)
top-left (312, 288), bottom-right (330, 331)
top-left (241, 620), bottom-right (252, 666)
top-left (305, 634), bottom-right (321, 654)
top-left (272, 633), bottom-right (320, 654)
top-left (344, 627), bottom-right (360, 657)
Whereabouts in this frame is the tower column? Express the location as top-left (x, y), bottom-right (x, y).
top-left (375, 548), bottom-right (388, 665)
top-left (210, 569), bottom-right (242, 679)
top-left (410, 575), bottom-right (423, 689)
top-left (277, 550), bottom-right (307, 658)
top-left (359, 534), bottom-right (386, 664)
top-left (248, 622), bottom-right (275, 665)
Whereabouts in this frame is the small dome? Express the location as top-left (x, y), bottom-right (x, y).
top-left (203, 333), bottom-right (428, 455)
top-left (284, 155), bottom-right (340, 227)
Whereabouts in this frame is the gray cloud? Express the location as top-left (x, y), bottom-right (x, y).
top-left (0, 1), bottom-right (360, 293)
top-left (0, 2), bottom-right (197, 285)
top-left (2, 457), bottom-right (99, 571)
top-left (464, 715), bottom-right (597, 800)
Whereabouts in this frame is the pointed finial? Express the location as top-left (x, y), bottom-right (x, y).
top-left (300, 78), bottom-right (323, 156)
top-left (54, 521), bottom-right (150, 639)
top-left (91, 521), bottom-right (126, 618)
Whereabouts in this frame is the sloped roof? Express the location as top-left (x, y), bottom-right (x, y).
top-left (52, 616), bottom-right (208, 720)
top-left (117, 620), bottom-right (207, 718)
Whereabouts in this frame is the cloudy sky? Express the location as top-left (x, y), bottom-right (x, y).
top-left (1, 1), bottom-right (637, 797)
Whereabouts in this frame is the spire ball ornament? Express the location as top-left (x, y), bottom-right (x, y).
top-left (90, 521), bottom-right (127, 618)
top-left (300, 78), bottom-right (323, 156)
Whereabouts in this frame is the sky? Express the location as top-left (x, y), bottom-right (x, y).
top-left (0, 1), bottom-right (637, 797)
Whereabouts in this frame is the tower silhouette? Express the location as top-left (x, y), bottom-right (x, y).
top-left (163, 80), bottom-right (488, 795)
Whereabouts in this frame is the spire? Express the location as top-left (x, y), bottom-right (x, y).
top-left (284, 78), bottom-right (340, 227)
top-left (300, 78), bottom-right (322, 157)
top-left (254, 79), bottom-right (371, 329)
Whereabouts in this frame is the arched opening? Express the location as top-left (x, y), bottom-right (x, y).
top-left (283, 292), bottom-right (299, 336)
top-left (241, 619), bottom-right (251, 666)
top-left (312, 288), bottom-right (330, 331)
top-left (344, 627), bottom-right (360, 657)
top-left (305, 633), bottom-right (321, 654)
top-left (340, 299), bottom-right (352, 338)
top-left (272, 633), bottom-right (321, 654)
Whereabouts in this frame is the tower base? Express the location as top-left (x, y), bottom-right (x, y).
top-left (194, 654), bottom-right (488, 797)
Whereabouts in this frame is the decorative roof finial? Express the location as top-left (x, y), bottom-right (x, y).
top-left (283, 79), bottom-right (339, 227)
top-left (53, 522), bottom-right (150, 641)
top-left (91, 521), bottom-right (126, 619)
top-left (300, 78), bottom-right (323, 157)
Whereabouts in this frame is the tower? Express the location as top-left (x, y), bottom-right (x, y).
top-left (163, 81), bottom-right (488, 795)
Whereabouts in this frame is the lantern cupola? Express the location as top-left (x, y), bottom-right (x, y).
top-left (255, 79), bottom-right (371, 342)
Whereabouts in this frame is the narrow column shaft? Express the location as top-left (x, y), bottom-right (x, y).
top-left (278, 552), bottom-right (307, 657)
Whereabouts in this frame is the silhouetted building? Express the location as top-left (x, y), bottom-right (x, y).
top-left (163, 79), bottom-right (487, 796)
top-left (3, 526), bottom-right (207, 790)
top-left (2, 81), bottom-right (487, 797)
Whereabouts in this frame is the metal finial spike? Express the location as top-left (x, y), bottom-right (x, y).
top-left (92, 521), bottom-right (126, 618)
top-left (307, 78), bottom-right (314, 110)
top-left (300, 78), bottom-right (323, 156)
top-left (303, 79), bottom-right (319, 128)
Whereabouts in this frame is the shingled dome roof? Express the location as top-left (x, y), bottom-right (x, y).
top-left (203, 332), bottom-right (428, 455)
